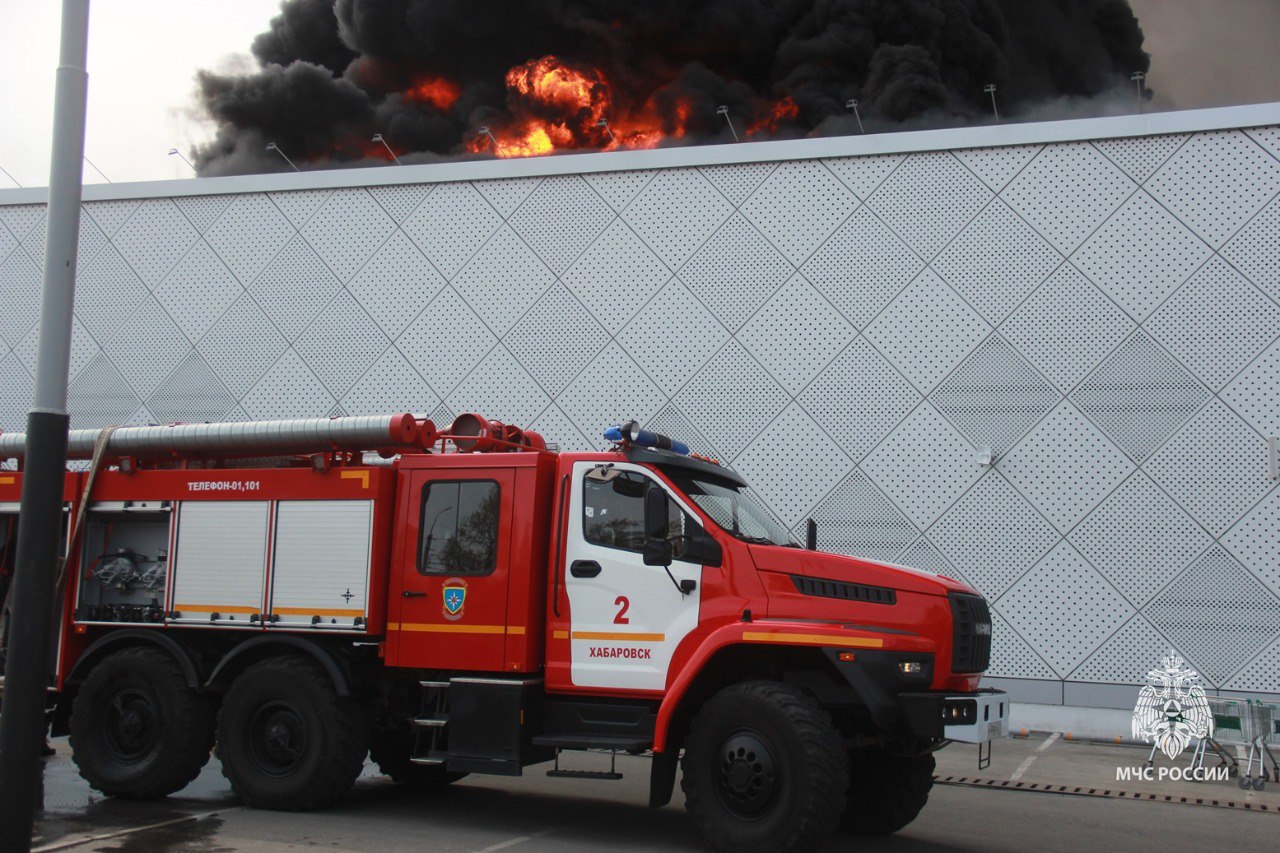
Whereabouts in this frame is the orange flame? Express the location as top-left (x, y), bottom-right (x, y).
top-left (747, 96), bottom-right (800, 136)
top-left (406, 76), bottom-right (461, 111)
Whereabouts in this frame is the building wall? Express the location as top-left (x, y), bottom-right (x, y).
top-left (2, 107), bottom-right (1278, 706)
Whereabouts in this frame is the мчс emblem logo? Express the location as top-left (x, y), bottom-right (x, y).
top-left (442, 578), bottom-right (468, 621)
top-left (1132, 651), bottom-right (1213, 760)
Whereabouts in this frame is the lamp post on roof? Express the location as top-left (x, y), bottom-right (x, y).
top-left (0, 164), bottom-right (21, 187)
top-left (716, 106), bottom-right (739, 142)
top-left (476, 126), bottom-right (499, 150)
top-left (82, 155), bottom-right (110, 182)
top-left (371, 133), bottom-right (402, 165)
top-left (167, 147), bottom-right (196, 173)
top-left (1131, 72), bottom-right (1146, 114)
top-left (597, 118), bottom-right (617, 146)
top-left (265, 141), bottom-right (300, 172)
top-left (845, 98), bottom-right (865, 134)
top-left (984, 84), bottom-right (1000, 122)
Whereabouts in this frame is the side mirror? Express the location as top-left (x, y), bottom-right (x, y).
top-left (643, 537), bottom-right (673, 567)
top-left (643, 487), bottom-right (669, 540)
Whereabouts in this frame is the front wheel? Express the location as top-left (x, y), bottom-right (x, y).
top-left (69, 646), bottom-right (215, 799)
top-left (217, 655), bottom-right (368, 810)
top-left (841, 746), bottom-right (935, 835)
top-left (681, 681), bottom-right (847, 853)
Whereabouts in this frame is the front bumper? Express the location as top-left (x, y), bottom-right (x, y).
top-left (899, 689), bottom-right (1009, 743)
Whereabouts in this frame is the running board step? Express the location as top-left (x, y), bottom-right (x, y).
top-left (546, 769), bottom-right (623, 781)
top-left (531, 734), bottom-right (651, 751)
top-left (413, 715), bottom-right (449, 728)
top-left (409, 756), bottom-right (446, 766)
top-left (419, 680), bottom-right (450, 689)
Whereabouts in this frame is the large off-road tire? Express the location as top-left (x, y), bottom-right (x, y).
top-left (69, 646), bottom-right (215, 799)
top-left (681, 681), bottom-right (848, 853)
top-left (368, 723), bottom-right (467, 788)
top-left (216, 655), bottom-right (368, 810)
top-left (841, 746), bottom-right (935, 836)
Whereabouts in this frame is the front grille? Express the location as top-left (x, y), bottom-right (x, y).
top-left (950, 593), bottom-right (992, 673)
top-left (791, 575), bottom-right (896, 605)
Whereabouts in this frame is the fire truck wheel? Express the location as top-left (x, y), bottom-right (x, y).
top-left (368, 725), bottom-right (468, 787)
top-left (681, 681), bottom-right (847, 853)
top-left (217, 655), bottom-right (368, 810)
top-left (841, 746), bottom-right (934, 835)
top-left (69, 646), bottom-right (215, 799)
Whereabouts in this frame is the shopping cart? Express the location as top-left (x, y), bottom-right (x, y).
top-left (1190, 697), bottom-right (1245, 782)
top-left (1242, 700), bottom-right (1279, 791)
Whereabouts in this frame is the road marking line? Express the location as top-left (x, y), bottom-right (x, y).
top-left (33, 809), bottom-right (231, 852)
top-left (474, 829), bottom-right (554, 852)
top-left (1010, 732), bottom-right (1061, 781)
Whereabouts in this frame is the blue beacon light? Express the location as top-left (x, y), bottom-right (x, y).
top-left (605, 420), bottom-right (690, 456)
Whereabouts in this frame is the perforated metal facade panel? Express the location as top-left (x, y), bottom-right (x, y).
top-left (3, 108), bottom-right (1279, 703)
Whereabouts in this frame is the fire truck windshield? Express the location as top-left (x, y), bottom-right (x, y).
top-left (669, 475), bottom-right (798, 548)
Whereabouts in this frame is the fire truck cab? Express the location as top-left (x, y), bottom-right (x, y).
top-left (0, 413), bottom-right (1006, 853)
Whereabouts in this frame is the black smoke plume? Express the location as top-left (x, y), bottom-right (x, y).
top-left (193, 0), bottom-right (1150, 175)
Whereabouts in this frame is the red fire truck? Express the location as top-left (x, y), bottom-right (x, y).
top-left (0, 413), bottom-right (1004, 853)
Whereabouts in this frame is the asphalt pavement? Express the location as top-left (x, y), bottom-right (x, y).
top-left (28, 733), bottom-right (1280, 852)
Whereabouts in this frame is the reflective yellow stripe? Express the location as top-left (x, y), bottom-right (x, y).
top-left (174, 604), bottom-right (259, 615)
top-left (339, 470), bottom-right (370, 489)
top-left (506, 626), bottom-right (526, 635)
top-left (742, 631), bottom-right (883, 648)
top-left (271, 607), bottom-right (364, 617)
top-left (0, 476), bottom-right (15, 485)
top-left (553, 630), bottom-right (569, 640)
top-left (395, 623), bottom-right (506, 634)
top-left (571, 631), bottom-right (665, 642)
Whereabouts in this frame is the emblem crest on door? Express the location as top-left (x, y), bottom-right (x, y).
top-left (442, 577), bottom-right (468, 621)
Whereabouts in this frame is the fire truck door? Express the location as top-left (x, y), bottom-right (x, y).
top-left (390, 468), bottom-right (515, 672)
top-left (562, 461), bottom-right (703, 691)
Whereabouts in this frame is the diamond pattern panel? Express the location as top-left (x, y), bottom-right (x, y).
top-left (1068, 470), bottom-right (1212, 607)
top-left (1002, 142), bottom-right (1133, 255)
top-left (997, 542), bottom-right (1133, 678)
top-left (561, 218), bottom-right (670, 334)
top-left (1001, 263), bottom-right (1135, 393)
top-left (504, 283), bottom-right (609, 397)
top-left (1221, 194), bottom-right (1280, 302)
top-left (248, 235), bottom-right (342, 342)
top-left (1071, 331), bottom-right (1210, 463)
top-left (738, 273), bottom-right (855, 396)
top-left (799, 337), bottom-right (920, 463)
top-left (933, 199), bottom-right (1060, 324)
top-left (301, 188), bottom-right (395, 282)
top-left (147, 351), bottom-right (235, 424)
top-left (929, 471), bottom-right (1059, 600)
top-left (866, 152), bottom-right (991, 261)
top-left (622, 168), bottom-right (733, 269)
top-left (740, 160), bottom-right (857, 265)
top-left (1146, 256), bottom-right (1280, 391)
top-left (673, 340), bottom-right (790, 461)
top-left (1145, 398), bottom-right (1273, 536)
top-left (556, 342), bottom-right (666, 450)
top-left (865, 269), bottom-right (990, 394)
top-left (931, 334), bottom-right (1060, 457)
top-left (1146, 130), bottom-right (1280, 249)
top-left (618, 278), bottom-right (726, 396)
top-left (862, 402), bottom-right (982, 528)
top-left (1144, 546), bottom-right (1280, 686)
top-left (699, 162), bottom-right (776, 207)
top-left (733, 403), bottom-right (854, 527)
top-left (4, 121), bottom-right (1279, 697)
top-left (109, 199), bottom-right (199, 289)
top-left (1072, 190), bottom-right (1211, 322)
top-left (509, 175), bottom-right (613, 275)
top-left (805, 470), bottom-right (916, 562)
top-left (1222, 336), bottom-right (1280, 437)
top-left (453, 225), bottom-right (555, 336)
top-left (680, 214), bottom-right (793, 332)
top-left (1222, 488), bottom-right (1280, 598)
top-left (999, 401), bottom-right (1133, 533)
top-left (401, 181), bottom-right (502, 280)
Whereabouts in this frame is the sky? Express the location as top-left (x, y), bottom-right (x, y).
top-left (0, 0), bottom-right (1278, 189)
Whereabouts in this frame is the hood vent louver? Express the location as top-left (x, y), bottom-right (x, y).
top-left (790, 575), bottom-right (896, 605)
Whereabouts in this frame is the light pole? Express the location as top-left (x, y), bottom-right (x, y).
top-left (370, 133), bottom-right (402, 165)
top-left (83, 155), bottom-right (110, 182)
top-left (0, 1), bottom-right (91, 849)
top-left (265, 141), bottom-right (299, 172)
top-left (167, 147), bottom-right (196, 173)
top-left (845, 98), bottom-right (865, 134)
top-left (716, 106), bottom-right (739, 142)
top-left (0, 164), bottom-right (21, 187)
top-left (597, 118), bottom-right (616, 145)
top-left (1131, 71), bottom-right (1146, 114)
top-left (984, 84), bottom-right (1000, 122)
top-left (476, 126), bottom-right (499, 150)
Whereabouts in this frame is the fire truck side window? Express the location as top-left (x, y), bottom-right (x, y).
top-left (582, 472), bottom-right (687, 554)
top-left (418, 480), bottom-right (499, 575)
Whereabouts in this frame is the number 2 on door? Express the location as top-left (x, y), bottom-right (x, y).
top-left (613, 595), bottom-right (630, 625)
